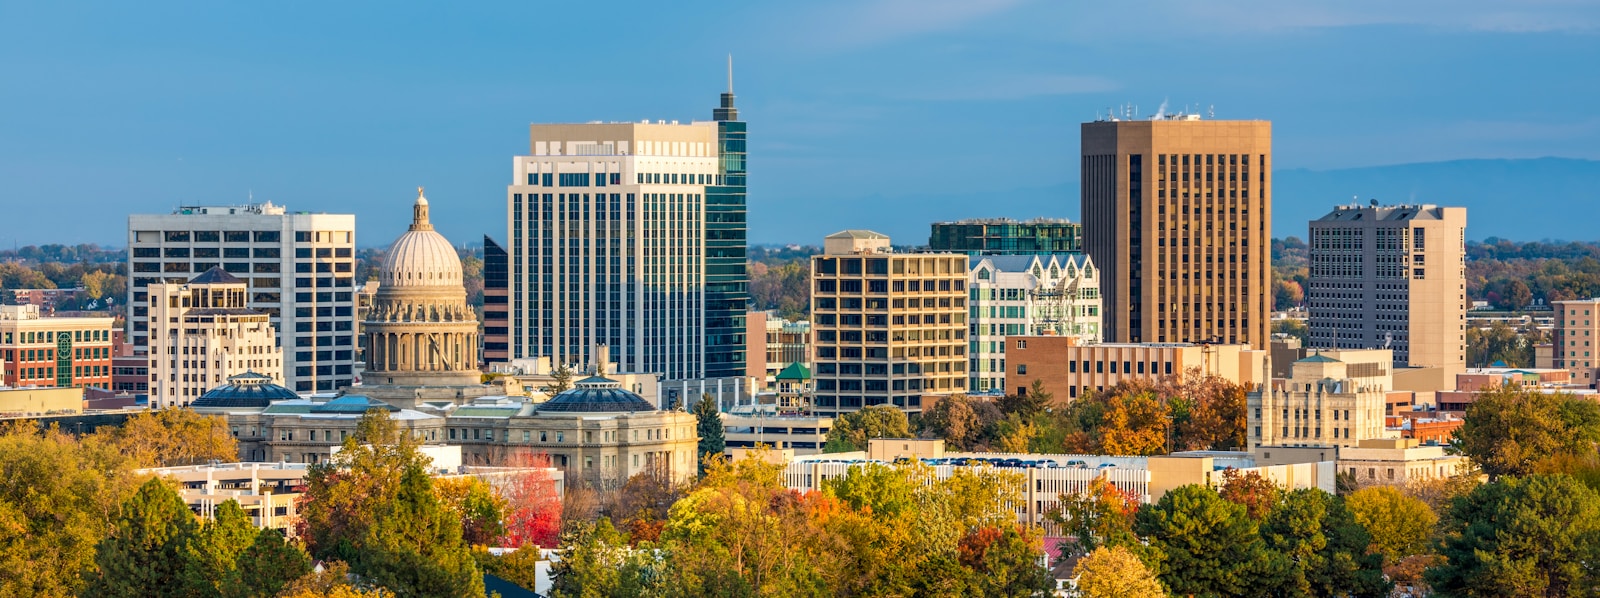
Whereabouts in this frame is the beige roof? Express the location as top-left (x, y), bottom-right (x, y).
top-left (825, 230), bottom-right (890, 240)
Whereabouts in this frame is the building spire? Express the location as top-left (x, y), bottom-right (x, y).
top-left (714, 55), bottom-right (739, 122)
top-left (728, 53), bottom-right (734, 94)
top-left (411, 186), bottom-right (433, 231)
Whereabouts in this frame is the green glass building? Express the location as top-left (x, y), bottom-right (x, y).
top-left (705, 89), bottom-right (748, 379)
top-left (928, 218), bottom-right (1082, 255)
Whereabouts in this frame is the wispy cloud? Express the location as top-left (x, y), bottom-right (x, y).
top-left (1051, 1), bottom-right (1600, 37)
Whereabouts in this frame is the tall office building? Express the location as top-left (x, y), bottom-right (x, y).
top-left (482, 236), bottom-right (510, 365)
top-left (810, 231), bottom-right (968, 417)
top-left (147, 268), bottom-right (284, 407)
top-left (1081, 115), bottom-right (1272, 349)
top-left (1552, 298), bottom-right (1600, 388)
top-left (929, 218), bottom-right (1082, 255)
top-left (128, 203), bottom-right (357, 392)
top-left (1307, 204), bottom-right (1467, 375)
top-left (506, 88), bottom-right (746, 381)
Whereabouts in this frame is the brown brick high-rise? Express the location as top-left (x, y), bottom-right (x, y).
top-left (1081, 117), bottom-right (1272, 349)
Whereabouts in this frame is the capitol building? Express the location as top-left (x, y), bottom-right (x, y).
top-left (195, 190), bottom-right (699, 486)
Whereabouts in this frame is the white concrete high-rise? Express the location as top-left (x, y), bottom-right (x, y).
top-left (506, 91), bottom-right (748, 382)
top-left (967, 254), bottom-right (1101, 393)
top-left (128, 203), bottom-right (357, 393)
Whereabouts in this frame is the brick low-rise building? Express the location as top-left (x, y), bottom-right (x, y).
top-left (1005, 335), bottom-right (1264, 401)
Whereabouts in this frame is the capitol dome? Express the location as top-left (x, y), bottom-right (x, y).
top-left (192, 371), bottom-right (299, 409)
top-left (381, 188), bottom-right (463, 288)
top-left (538, 375), bottom-right (657, 413)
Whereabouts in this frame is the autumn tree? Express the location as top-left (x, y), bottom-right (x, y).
top-left (101, 408), bottom-right (239, 467)
top-left (433, 476), bottom-right (507, 546)
top-left (1135, 484), bottom-right (1279, 597)
top-left (355, 463), bottom-right (485, 597)
top-left (693, 393), bottom-right (724, 472)
top-left (548, 518), bottom-right (660, 597)
top-left (87, 478), bottom-right (198, 597)
top-left (496, 451), bottom-right (562, 549)
top-left (1428, 474), bottom-right (1600, 596)
top-left (1093, 386), bottom-right (1169, 455)
top-left (1074, 545), bottom-right (1167, 598)
top-left (920, 394), bottom-right (983, 450)
top-left (0, 424), bottom-right (137, 596)
top-left (1456, 385), bottom-right (1600, 478)
top-left (276, 561), bottom-right (393, 598)
top-left (1344, 485), bottom-right (1437, 566)
top-left (1218, 467), bottom-right (1282, 520)
top-left (1047, 476), bottom-right (1140, 556)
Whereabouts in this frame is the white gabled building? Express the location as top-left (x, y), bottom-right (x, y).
top-left (147, 268), bottom-right (284, 407)
top-left (967, 254), bottom-right (1101, 394)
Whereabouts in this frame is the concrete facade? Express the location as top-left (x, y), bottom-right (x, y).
top-left (809, 231), bottom-right (968, 416)
top-left (147, 271), bottom-right (285, 407)
top-left (1307, 204), bottom-right (1467, 377)
top-left (1249, 349), bottom-right (1393, 449)
top-left (127, 203), bottom-right (357, 393)
top-left (1081, 117), bottom-right (1272, 349)
top-left (1005, 335), bottom-right (1265, 402)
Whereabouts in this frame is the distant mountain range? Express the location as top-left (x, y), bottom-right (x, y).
top-left (750, 157), bottom-right (1600, 246)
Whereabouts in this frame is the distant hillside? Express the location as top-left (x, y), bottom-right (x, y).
top-left (1273, 157), bottom-right (1600, 242)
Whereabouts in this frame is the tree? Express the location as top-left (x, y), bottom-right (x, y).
top-left (180, 499), bottom-right (259, 597)
top-left (1427, 474), bottom-right (1600, 596)
top-left (100, 408), bottom-right (239, 467)
top-left (1455, 385), bottom-right (1600, 478)
top-left (1218, 467), bottom-right (1282, 520)
top-left (548, 518), bottom-right (659, 598)
top-left (1273, 279), bottom-right (1304, 311)
top-left (355, 464), bottom-right (485, 598)
top-left (920, 394), bottom-right (983, 450)
top-left (1259, 489), bottom-right (1388, 598)
top-left (433, 476), bottom-right (507, 546)
top-left (1048, 476), bottom-right (1140, 556)
top-left (1344, 486), bottom-right (1436, 566)
top-left (693, 393), bottom-right (724, 472)
top-left (1273, 319), bottom-right (1310, 343)
top-left (824, 405), bottom-right (910, 453)
top-left (1095, 388), bottom-right (1169, 455)
top-left (277, 560), bottom-right (394, 598)
top-left (997, 380), bottom-right (1051, 418)
top-left (547, 364), bottom-right (574, 395)
top-left (1135, 484), bottom-right (1278, 598)
top-left (958, 525), bottom-right (1054, 597)
top-left (0, 423), bottom-right (137, 597)
top-left (1074, 545), bottom-right (1166, 598)
top-left (81, 269), bottom-right (114, 301)
top-left (496, 451), bottom-right (562, 549)
top-left (233, 528), bottom-right (312, 598)
top-left (87, 478), bottom-right (198, 598)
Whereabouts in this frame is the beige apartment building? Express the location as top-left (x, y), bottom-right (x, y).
top-left (1249, 349), bottom-right (1393, 449)
top-left (1006, 335), bottom-right (1264, 401)
top-left (810, 231), bottom-right (968, 416)
top-left (1308, 204), bottom-right (1466, 377)
top-left (147, 269), bottom-right (284, 408)
top-left (1081, 115), bottom-right (1272, 349)
top-left (1553, 298), bottom-right (1600, 388)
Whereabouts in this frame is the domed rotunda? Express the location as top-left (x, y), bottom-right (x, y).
top-left (361, 188), bottom-right (483, 394)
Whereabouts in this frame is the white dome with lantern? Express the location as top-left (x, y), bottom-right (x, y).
top-left (380, 188), bottom-right (463, 288)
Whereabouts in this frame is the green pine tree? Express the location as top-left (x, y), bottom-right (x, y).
top-left (231, 528), bottom-right (312, 598)
top-left (179, 499), bottom-right (260, 597)
top-left (354, 463), bottom-right (485, 598)
top-left (1135, 484), bottom-right (1280, 598)
top-left (88, 478), bottom-right (199, 598)
top-left (694, 393), bottom-right (725, 473)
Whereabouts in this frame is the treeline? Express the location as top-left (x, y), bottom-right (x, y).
top-left (830, 373), bottom-right (1248, 456)
top-left (549, 451), bottom-right (1052, 596)
top-left (0, 243), bottom-right (124, 265)
top-left (0, 410), bottom-right (560, 597)
top-left (748, 245), bottom-right (817, 320)
top-left (1459, 238), bottom-right (1600, 309)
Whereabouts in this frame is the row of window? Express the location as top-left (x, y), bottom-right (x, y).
top-left (1, 329), bottom-right (110, 344)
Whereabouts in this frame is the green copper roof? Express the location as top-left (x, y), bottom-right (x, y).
top-left (1297, 353), bottom-right (1341, 363)
top-left (453, 407), bottom-right (519, 418)
top-left (775, 363), bottom-right (811, 380)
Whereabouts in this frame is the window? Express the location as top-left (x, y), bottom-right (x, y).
top-left (1016, 339), bottom-right (1027, 349)
top-left (1016, 364), bottom-right (1027, 375)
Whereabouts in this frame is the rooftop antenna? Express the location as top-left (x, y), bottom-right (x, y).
top-left (1208, 104), bottom-right (1214, 119)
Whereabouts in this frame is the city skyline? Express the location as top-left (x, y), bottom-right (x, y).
top-left (4, 2), bottom-right (1600, 247)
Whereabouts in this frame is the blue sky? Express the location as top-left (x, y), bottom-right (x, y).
top-left (2, 1), bottom-right (1597, 248)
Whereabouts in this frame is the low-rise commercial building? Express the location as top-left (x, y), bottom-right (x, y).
top-left (0, 304), bottom-right (114, 389)
top-left (1337, 438), bottom-right (1470, 486)
top-left (1249, 350), bottom-right (1392, 449)
top-left (1006, 336), bottom-right (1265, 401)
top-left (0, 386), bottom-right (83, 417)
top-left (147, 268), bottom-right (285, 408)
top-left (722, 411), bottom-right (832, 455)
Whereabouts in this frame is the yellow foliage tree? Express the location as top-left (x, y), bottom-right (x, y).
top-left (1074, 545), bottom-right (1166, 598)
top-left (99, 408), bottom-right (238, 468)
top-left (1345, 485), bottom-right (1437, 566)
